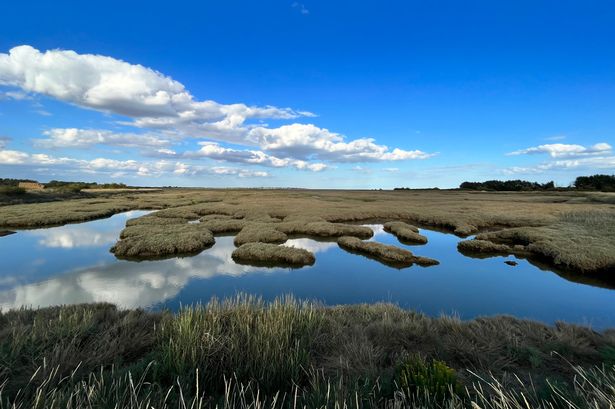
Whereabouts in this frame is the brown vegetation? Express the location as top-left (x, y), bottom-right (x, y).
top-left (1, 298), bottom-right (614, 408)
top-left (111, 223), bottom-right (215, 258)
top-left (383, 221), bottom-right (428, 244)
top-left (232, 243), bottom-right (316, 266)
top-left (338, 236), bottom-right (439, 267)
top-left (1, 188), bottom-right (613, 273)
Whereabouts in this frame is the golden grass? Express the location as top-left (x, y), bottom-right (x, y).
top-left (111, 223), bottom-right (215, 258)
top-left (232, 243), bottom-right (316, 266)
top-left (337, 236), bottom-right (439, 268)
top-left (383, 221), bottom-right (428, 244)
top-left (1, 188), bottom-right (613, 272)
top-left (234, 223), bottom-right (289, 246)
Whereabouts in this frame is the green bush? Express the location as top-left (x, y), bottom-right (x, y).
top-left (394, 355), bottom-right (461, 400)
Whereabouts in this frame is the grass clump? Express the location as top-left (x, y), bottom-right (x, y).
top-left (200, 218), bottom-right (247, 234)
top-left (457, 239), bottom-right (512, 256)
top-left (475, 210), bottom-right (615, 272)
top-left (1, 298), bottom-right (615, 408)
top-left (111, 223), bottom-right (215, 258)
top-left (383, 221), bottom-right (428, 244)
top-left (157, 295), bottom-right (324, 393)
top-left (232, 242), bottom-right (316, 267)
top-left (277, 217), bottom-right (374, 239)
top-left (337, 236), bottom-right (439, 267)
top-left (395, 355), bottom-right (461, 400)
top-left (234, 223), bottom-right (288, 246)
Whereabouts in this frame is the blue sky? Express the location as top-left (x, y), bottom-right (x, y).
top-left (0, 0), bottom-right (614, 188)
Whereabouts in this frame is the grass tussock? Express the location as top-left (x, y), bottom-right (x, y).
top-left (234, 223), bottom-right (288, 246)
top-left (1, 298), bottom-right (615, 408)
top-left (337, 236), bottom-right (439, 268)
top-left (232, 243), bottom-right (316, 266)
top-left (111, 223), bottom-right (215, 258)
top-left (383, 221), bottom-right (428, 244)
top-left (200, 218), bottom-right (247, 234)
top-left (457, 239), bottom-right (513, 256)
top-left (474, 210), bottom-right (615, 272)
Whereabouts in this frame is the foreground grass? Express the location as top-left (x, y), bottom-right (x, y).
top-left (1, 296), bottom-right (614, 408)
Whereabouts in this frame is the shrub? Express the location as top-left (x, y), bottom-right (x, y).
top-left (394, 355), bottom-right (461, 400)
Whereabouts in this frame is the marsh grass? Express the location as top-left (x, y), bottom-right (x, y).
top-left (232, 243), bottom-right (316, 266)
top-left (111, 223), bottom-right (215, 258)
top-left (1, 297), bottom-right (615, 408)
top-left (338, 236), bottom-right (439, 267)
top-left (1, 189), bottom-right (614, 271)
top-left (383, 221), bottom-right (428, 245)
top-left (476, 210), bottom-right (615, 273)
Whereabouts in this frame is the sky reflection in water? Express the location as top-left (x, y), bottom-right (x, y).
top-left (1, 212), bottom-right (614, 328)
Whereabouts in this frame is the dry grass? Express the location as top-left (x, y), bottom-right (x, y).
top-left (111, 223), bottom-right (215, 258)
top-left (234, 223), bottom-right (289, 246)
top-left (1, 297), bottom-right (614, 408)
top-left (232, 243), bottom-right (316, 267)
top-left (457, 239), bottom-right (513, 256)
top-left (473, 210), bottom-right (615, 273)
top-left (383, 221), bottom-right (428, 244)
top-left (338, 236), bottom-right (439, 268)
top-left (1, 188), bottom-right (613, 272)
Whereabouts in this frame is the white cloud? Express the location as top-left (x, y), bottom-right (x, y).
top-left (176, 141), bottom-right (327, 171)
top-left (247, 124), bottom-right (435, 162)
top-left (503, 156), bottom-right (615, 175)
top-left (508, 143), bottom-right (612, 158)
top-left (0, 45), bottom-right (304, 131)
top-left (0, 148), bottom-right (269, 178)
top-left (0, 45), bottom-right (435, 175)
top-left (35, 128), bottom-right (174, 149)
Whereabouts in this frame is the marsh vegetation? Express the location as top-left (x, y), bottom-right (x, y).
top-left (0, 296), bottom-right (614, 408)
top-left (2, 188), bottom-right (611, 273)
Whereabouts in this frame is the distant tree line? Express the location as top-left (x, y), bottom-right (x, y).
top-left (46, 180), bottom-right (129, 192)
top-left (0, 178), bottom-right (37, 186)
top-left (573, 174), bottom-right (615, 191)
top-left (457, 174), bottom-right (615, 192)
top-left (459, 180), bottom-right (555, 191)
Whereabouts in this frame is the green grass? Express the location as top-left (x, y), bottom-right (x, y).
top-left (1, 296), bottom-right (614, 408)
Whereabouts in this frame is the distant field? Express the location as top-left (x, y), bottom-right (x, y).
top-left (0, 188), bottom-right (614, 274)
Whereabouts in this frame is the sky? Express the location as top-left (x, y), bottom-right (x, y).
top-left (0, 0), bottom-right (614, 188)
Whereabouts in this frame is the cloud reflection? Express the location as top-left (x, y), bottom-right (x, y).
top-left (0, 237), bottom-right (293, 310)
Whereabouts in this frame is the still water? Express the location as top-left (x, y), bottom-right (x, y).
top-left (1, 211), bottom-right (614, 328)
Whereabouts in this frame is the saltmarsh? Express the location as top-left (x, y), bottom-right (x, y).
top-left (1, 188), bottom-right (614, 273)
top-left (0, 296), bottom-right (614, 408)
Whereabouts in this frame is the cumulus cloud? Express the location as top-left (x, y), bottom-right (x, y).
top-left (503, 142), bottom-right (615, 175)
top-left (508, 143), bottom-right (612, 158)
top-left (169, 141), bottom-right (327, 171)
top-left (0, 45), bottom-right (435, 176)
top-left (0, 147), bottom-right (269, 178)
top-left (0, 45), bottom-right (303, 128)
top-left (503, 156), bottom-right (615, 175)
top-left (34, 128), bottom-right (174, 149)
top-left (247, 124), bottom-right (435, 162)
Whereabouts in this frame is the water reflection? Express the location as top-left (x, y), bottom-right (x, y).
top-left (1, 212), bottom-right (614, 328)
top-left (0, 236), bottom-right (281, 309)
